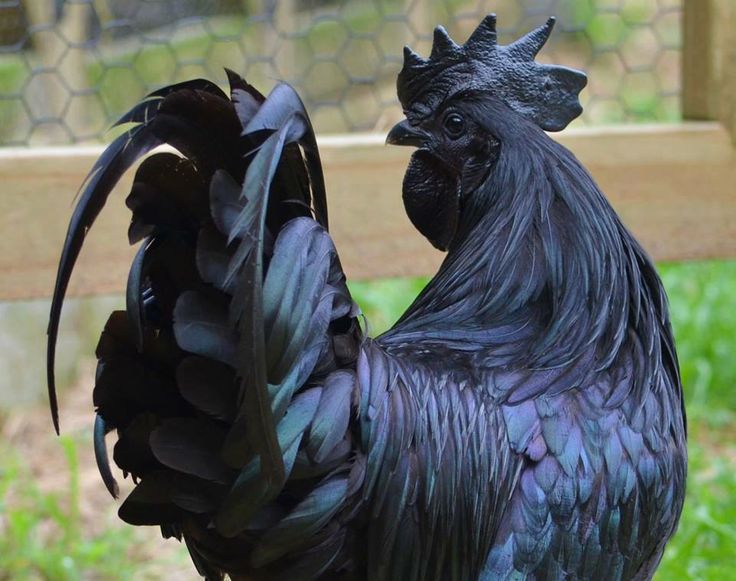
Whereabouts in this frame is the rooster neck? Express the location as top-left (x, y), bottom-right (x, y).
top-left (382, 131), bottom-right (660, 375)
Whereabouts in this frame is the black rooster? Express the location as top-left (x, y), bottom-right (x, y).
top-left (47, 15), bottom-right (686, 580)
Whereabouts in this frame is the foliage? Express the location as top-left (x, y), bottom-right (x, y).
top-left (0, 437), bottom-right (140, 580)
top-left (657, 423), bottom-right (736, 579)
top-left (655, 261), bottom-right (736, 578)
top-left (659, 261), bottom-right (736, 421)
top-left (349, 276), bottom-right (429, 336)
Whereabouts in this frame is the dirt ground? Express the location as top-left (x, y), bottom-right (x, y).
top-left (1, 361), bottom-right (200, 579)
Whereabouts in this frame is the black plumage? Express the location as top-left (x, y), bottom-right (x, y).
top-left (47, 15), bottom-right (686, 581)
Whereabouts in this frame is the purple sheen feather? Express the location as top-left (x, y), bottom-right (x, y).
top-left (365, 347), bottom-right (389, 423)
top-left (533, 456), bottom-right (561, 495)
top-left (307, 370), bottom-right (355, 463)
top-left (502, 400), bottom-right (540, 454)
top-left (577, 470), bottom-right (595, 505)
top-left (215, 458), bottom-right (271, 537)
top-left (242, 82), bottom-right (328, 228)
top-left (622, 465), bottom-right (637, 501)
top-left (209, 169), bottom-right (244, 237)
top-left (251, 476), bottom-right (349, 567)
top-left (603, 431), bottom-right (624, 478)
top-left (277, 527), bottom-right (346, 580)
top-left (347, 454), bottom-right (367, 498)
top-left (243, 83), bottom-right (309, 135)
top-left (167, 474), bottom-right (228, 514)
top-left (175, 356), bottom-right (237, 422)
top-left (149, 419), bottom-right (233, 482)
top-left (268, 338), bottom-right (325, 421)
top-left (114, 79), bottom-right (227, 127)
top-left (541, 408), bottom-right (572, 457)
top-left (262, 220), bottom-right (334, 384)
top-left (604, 365), bottom-right (633, 409)
top-left (372, 453), bottom-right (413, 560)
top-left (275, 388), bottom-right (323, 453)
top-left (195, 226), bottom-right (234, 292)
top-left (216, 390), bottom-right (320, 536)
top-left (262, 219), bottom-right (321, 329)
top-left (527, 433), bottom-right (548, 462)
top-left (232, 87), bottom-right (263, 129)
top-left (290, 437), bottom-right (351, 481)
top-left (558, 423), bottom-right (583, 477)
top-left (357, 347), bottom-right (371, 446)
top-left (118, 475), bottom-right (181, 526)
top-left (93, 414), bottom-right (119, 499)
top-left (271, 288), bottom-right (333, 385)
top-left (172, 291), bottom-right (238, 366)
top-left (125, 237), bottom-right (150, 352)
top-left (381, 392), bottom-right (406, 476)
top-left (362, 398), bottom-right (390, 502)
top-left (519, 481), bottom-right (549, 533)
top-left (47, 127), bottom-right (163, 433)
top-left (617, 425), bottom-right (644, 466)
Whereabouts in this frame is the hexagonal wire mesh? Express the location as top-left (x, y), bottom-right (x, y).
top-left (0, 0), bottom-right (681, 146)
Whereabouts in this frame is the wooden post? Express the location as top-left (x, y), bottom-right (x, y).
top-left (716, 0), bottom-right (736, 141)
top-left (681, 0), bottom-right (714, 120)
top-left (682, 0), bottom-right (736, 142)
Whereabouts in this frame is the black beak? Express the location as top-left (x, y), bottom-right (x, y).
top-left (386, 119), bottom-right (426, 147)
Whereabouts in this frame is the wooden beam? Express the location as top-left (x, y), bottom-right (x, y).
top-left (0, 122), bottom-right (735, 301)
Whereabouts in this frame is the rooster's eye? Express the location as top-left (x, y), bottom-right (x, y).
top-left (443, 113), bottom-right (465, 138)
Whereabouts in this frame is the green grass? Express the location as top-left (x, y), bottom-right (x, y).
top-left (658, 423), bottom-right (736, 579)
top-left (655, 261), bottom-right (736, 578)
top-left (659, 261), bottom-right (736, 420)
top-left (0, 437), bottom-right (139, 580)
top-left (348, 276), bottom-right (429, 335)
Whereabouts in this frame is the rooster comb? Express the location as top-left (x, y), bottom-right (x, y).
top-left (397, 15), bottom-right (587, 131)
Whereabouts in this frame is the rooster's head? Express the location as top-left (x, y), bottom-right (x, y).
top-left (387, 15), bottom-right (587, 251)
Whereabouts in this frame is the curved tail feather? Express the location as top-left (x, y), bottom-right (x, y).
top-left (48, 71), bottom-right (365, 578)
top-left (47, 78), bottom-right (239, 433)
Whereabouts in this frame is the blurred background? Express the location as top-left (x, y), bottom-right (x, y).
top-left (0, 0), bottom-right (681, 144)
top-left (0, 0), bottom-right (734, 579)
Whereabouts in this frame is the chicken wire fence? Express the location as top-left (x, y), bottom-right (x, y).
top-left (0, 0), bottom-right (681, 146)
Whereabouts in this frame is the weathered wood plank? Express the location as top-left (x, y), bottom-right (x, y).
top-left (0, 122), bottom-right (734, 301)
